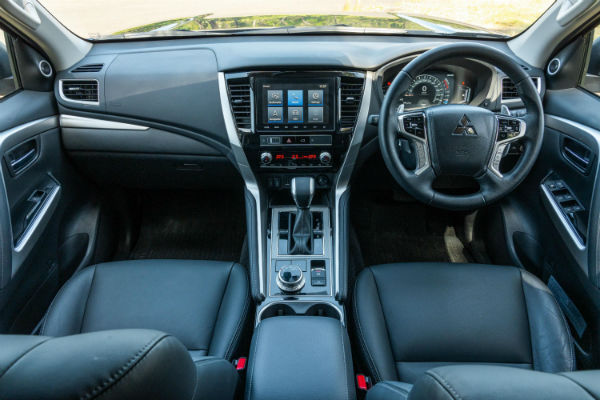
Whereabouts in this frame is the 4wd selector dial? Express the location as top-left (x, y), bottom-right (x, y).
top-left (276, 265), bottom-right (305, 293)
top-left (260, 152), bottom-right (273, 165)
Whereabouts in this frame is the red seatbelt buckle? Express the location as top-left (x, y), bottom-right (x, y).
top-left (356, 374), bottom-right (372, 391)
top-left (234, 357), bottom-right (247, 371)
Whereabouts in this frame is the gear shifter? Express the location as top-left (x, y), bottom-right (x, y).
top-left (289, 177), bottom-right (314, 255)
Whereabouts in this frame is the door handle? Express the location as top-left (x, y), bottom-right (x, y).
top-left (4, 138), bottom-right (39, 176)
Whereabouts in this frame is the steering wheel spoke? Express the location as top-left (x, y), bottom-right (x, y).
top-left (397, 112), bottom-right (431, 175)
top-left (488, 114), bottom-right (526, 177)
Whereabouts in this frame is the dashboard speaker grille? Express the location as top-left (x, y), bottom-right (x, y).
top-left (60, 80), bottom-right (99, 103)
top-left (71, 63), bottom-right (104, 73)
top-left (227, 78), bottom-right (252, 133)
top-left (340, 76), bottom-right (365, 133)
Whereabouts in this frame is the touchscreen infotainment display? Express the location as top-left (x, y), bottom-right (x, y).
top-left (255, 77), bottom-right (335, 133)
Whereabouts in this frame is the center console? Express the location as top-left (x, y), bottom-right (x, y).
top-left (221, 69), bottom-right (372, 324)
top-left (220, 69), bottom-right (372, 400)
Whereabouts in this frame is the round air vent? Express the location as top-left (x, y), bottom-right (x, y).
top-left (547, 58), bottom-right (561, 76)
top-left (38, 60), bottom-right (53, 78)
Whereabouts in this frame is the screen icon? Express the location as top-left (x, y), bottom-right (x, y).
top-left (308, 90), bottom-right (323, 105)
top-left (308, 107), bottom-right (324, 123)
top-left (288, 107), bottom-right (303, 123)
top-left (267, 90), bottom-right (283, 105)
top-left (287, 90), bottom-right (303, 106)
top-left (268, 107), bottom-right (284, 123)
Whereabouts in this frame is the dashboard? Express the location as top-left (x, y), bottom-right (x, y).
top-left (52, 35), bottom-right (544, 192)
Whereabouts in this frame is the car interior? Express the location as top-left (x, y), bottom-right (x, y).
top-left (2, 0), bottom-right (600, 399)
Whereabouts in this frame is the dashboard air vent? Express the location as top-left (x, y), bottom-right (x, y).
top-left (501, 77), bottom-right (541, 101)
top-left (227, 78), bottom-right (252, 133)
top-left (71, 63), bottom-right (104, 73)
top-left (339, 75), bottom-right (365, 133)
top-left (60, 80), bottom-right (99, 103)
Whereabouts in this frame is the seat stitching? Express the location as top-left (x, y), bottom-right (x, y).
top-left (208, 262), bottom-right (235, 355)
top-left (0, 337), bottom-right (52, 381)
top-left (519, 270), bottom-right (536, 369)
top-left (379, 382), bottom-right (410, 395)
top-left (247, 323), bottom-right (261, 400)
top-left (339, 323), bottom-right (350, 400)
top-left (557, 374), bottom-right (598, 400)
top-left (353, 269), bottom-right (382, 382)
top-left (224, 265), bottom-right (250, 360)
top-left (548, 286), bottom-right (576, 371)
top-left (370, 268), bottom-right (397, 379)
top-left (426, 371), bottom-right (463, 400)
top-left (79, 266), bottom-right (98, 333)
top-left (41, 265), bottom-right (96, 335)
top-left (522, 270), bottom-right (575, 372)
top-left (85, 333), bottom-right (168, 400)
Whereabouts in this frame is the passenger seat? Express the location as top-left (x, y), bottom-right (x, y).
top-left (41, 259), bottom-right (250, 400)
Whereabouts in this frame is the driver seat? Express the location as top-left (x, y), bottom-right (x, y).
top-left (353, 263), bottom-right (574, 386)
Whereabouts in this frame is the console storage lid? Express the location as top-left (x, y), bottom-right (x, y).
top-left (246, 316), bottom-right (355, 400)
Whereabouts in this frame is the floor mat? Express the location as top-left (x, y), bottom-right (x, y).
top-left (129, 190), bottom-right (246, 262)
top-left (352, 191), bottom-right (478, 267)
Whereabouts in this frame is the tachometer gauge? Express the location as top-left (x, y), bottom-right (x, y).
top-left (401, 74), bottom-right (450, 110)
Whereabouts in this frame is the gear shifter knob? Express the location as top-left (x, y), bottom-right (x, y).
top-left (291, 177), bottom-right (315, 209)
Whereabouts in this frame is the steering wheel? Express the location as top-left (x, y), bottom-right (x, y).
top-left (379, 43), bottom-right (544, 210)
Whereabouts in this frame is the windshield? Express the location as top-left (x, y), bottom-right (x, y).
top-left (40, 0), bottom-right (555, 40)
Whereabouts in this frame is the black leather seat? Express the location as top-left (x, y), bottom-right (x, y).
top-left (353, 263), bottom-right (574, 386)
top-left (41, 259), bottom-right (250, 400)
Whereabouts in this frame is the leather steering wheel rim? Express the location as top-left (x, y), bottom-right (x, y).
top-left (378, 43), bottom-right (544, 211)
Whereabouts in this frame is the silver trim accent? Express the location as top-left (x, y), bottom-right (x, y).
top-left (14, 184), bottom-right (61, 254)
top-left (544, 114), bottom-right (600, 277)
top-left (547, 58), bottom-right (561, 76)
top-left (59, 79), bottom-right (100, 106)
top-left (60, 115), bottom-right (149, 131)
top-left (540, 184), bottom-right (585, 251)
top-left (269, 206), bottom-right (332, 297)
top-left (290, 177), bottom-right (315, 208)
top-left (488, 115), bottom-right (527, 178)
top-left (218, 72), bottom-right (265, 297)
top-left (397, 111), bottom-right (431, 175)
top-left (276, 265), bottom-right (306, 293)
top-left (256, 300), bottom-right (344, 325)
top-left (38, 60), bottom-right (53, 78)
top-left (0, 116), bottom-right (60, 277)
top-left (334, 71), bottom-right (373, 299)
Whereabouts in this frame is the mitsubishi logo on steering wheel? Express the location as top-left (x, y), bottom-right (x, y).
top-left (452, 114), bottom-right (478, 136)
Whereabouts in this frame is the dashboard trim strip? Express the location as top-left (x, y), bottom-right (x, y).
top-left (218, 72), bottom-right (266, 298)
top-left (334, 71), bottom-right (373, 300)
top-left (59, 115), bottom-right (149, 131)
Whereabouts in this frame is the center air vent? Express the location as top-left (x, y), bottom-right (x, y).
top-left (227, 78), bottom-right (252, 133)
top-left (60, 80), bottom-right (99, 104)
top-left (71, 63), bottom-right (104, 73)
top-left (339, 75), bottom-right (365, 133)
top-left (501, 77), bottom-right (541, 101)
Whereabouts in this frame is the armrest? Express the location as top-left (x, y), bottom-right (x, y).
top-left (246, 316), bottom-right (355, 400)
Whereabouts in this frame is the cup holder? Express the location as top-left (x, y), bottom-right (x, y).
top-left (258, 301), bottom-right (343, 323)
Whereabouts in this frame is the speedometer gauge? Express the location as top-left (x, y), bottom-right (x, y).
top-left (401, 74), bottom-right (450, 110)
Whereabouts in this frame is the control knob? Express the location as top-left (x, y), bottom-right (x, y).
top-left (260, 152), bottom-right (273, 165)
top-left (276, 265), bottom-right (305, 293)
top-left (319, 151), bottom-right (332, 165)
